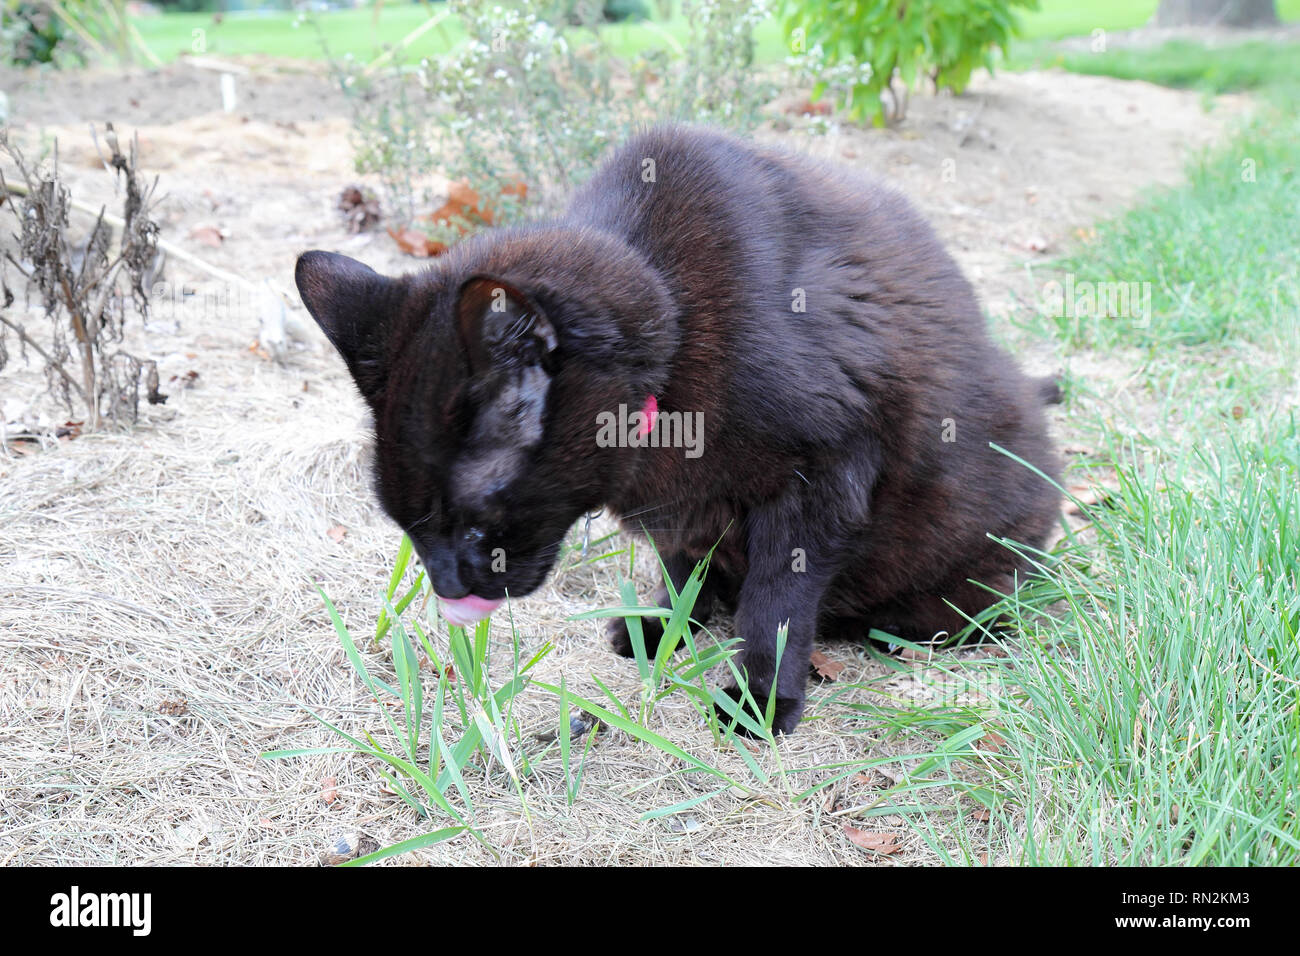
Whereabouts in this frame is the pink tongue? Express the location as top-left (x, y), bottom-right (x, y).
top-left (437, 594), bottom-right (504, 627)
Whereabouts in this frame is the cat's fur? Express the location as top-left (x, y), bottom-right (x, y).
top-left (295, 125), bottom-right (1061, 735)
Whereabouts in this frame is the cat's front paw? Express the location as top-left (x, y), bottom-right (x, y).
top-left (606, 617), bottom-right (667, 659)
top-left (712, 684), bottom-right (805, 737)
top-left (607, 618), bottom-right (637, 658)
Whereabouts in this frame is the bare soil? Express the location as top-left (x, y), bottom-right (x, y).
top-left (0, 60), bottom-right (1248, 865)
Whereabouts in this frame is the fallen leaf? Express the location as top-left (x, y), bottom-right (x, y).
top-left (786, 97), bottom-right (831, 117)
top-left (338, 184), bottom-right (382, 233)
top-left (977, 731), bottom-right (1006, 753)
top-left (320, 831), bottom-right (378, 866)
top-left (188, 225), bottom-right (224, 248)
top-left (876, 765), bottom-right (903, 785)
top-left (971, 807), bottom-right (991, 822)
top-left (810, 650), bottom-right (844, 681)
top-left (444, 180), bottom-right (483, 218)
top-left (387, 226), bottom-right (447, 258)
top-left (843, 825), bottom-right (902, 854)
top-left (433, 178), bottom-right (528, 228)
top-left (388, 179), bottom-right (529, 256)
top-left (326, 524), bottom-right (348, 543)
top-left (321, 776), bottom-right (338, 805)
top-left (157, 697), bottom-right (189, 716)
top-left (1066, 484), bottom-right (1115, 515)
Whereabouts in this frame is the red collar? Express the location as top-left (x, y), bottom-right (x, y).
top-left (637, 393), bottom-right (658, 438)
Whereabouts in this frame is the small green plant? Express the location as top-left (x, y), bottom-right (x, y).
top-left (274, 528), bottom-right (822, 861)
top-left (782, 0), bottom-right (1038, 125)
top-left (264, 582), bottom-right (553, 864)
top-left (566, 537), bottom-right (793, 741)
top-left (550, 547), bottom-right (793, 815)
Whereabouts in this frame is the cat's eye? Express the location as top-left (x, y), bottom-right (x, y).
top-left (462, 527), bottom-right (486, 546)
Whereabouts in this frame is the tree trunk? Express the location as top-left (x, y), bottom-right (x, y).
top-left (1154, 0), bottom-right (1279, 26)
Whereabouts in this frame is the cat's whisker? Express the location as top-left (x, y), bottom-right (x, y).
top-left (407, 510), bottom-right (436, 532)
top-left (615, 498), bottom-right (684, 522)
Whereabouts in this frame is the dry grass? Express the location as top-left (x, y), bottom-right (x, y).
top-left (0, 308), bottom-right (1003, 864)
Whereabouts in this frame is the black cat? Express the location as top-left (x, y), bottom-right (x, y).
top-left (295, 125), bottom-right (1061, 735)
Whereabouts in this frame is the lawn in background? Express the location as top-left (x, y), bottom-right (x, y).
top-left (129, 0), bottom-right (1300, 66)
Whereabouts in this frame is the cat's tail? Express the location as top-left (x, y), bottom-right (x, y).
top-left (1034, 374), bottom-right (1064, 405)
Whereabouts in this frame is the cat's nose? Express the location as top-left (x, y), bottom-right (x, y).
top-left (414, 539), bottom-right (467, 599)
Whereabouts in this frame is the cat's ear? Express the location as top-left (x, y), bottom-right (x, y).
top-left (295, 251), bottom-right (394, 395)
top-left (456, 276), bottom-right (557, 373)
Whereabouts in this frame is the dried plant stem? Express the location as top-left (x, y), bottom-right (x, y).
top-left (2, 179), bottom-right (261, 295)
top-left (81, 257), bottom-right (125, 428)
top-left (2, 127), bottom-right (168, 427)
top-left (61, 272), bottom-right (100, 427)
top-left (0, 312), bottom-right (91, 407)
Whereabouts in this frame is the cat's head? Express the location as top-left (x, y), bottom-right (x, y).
top-left (295, 233), bottom-right (676, 625)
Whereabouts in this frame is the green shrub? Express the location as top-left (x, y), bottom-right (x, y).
top-left (2, 0), bottom-right (156, 66)
top-left (2, 2), bottom-right (77, 65)
top-left (782, 0), bottom-right (1038, 125)
top-left (595, 0), bottom-right (651, 22)
top-left (327, 0), bottom-right (776, 234)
